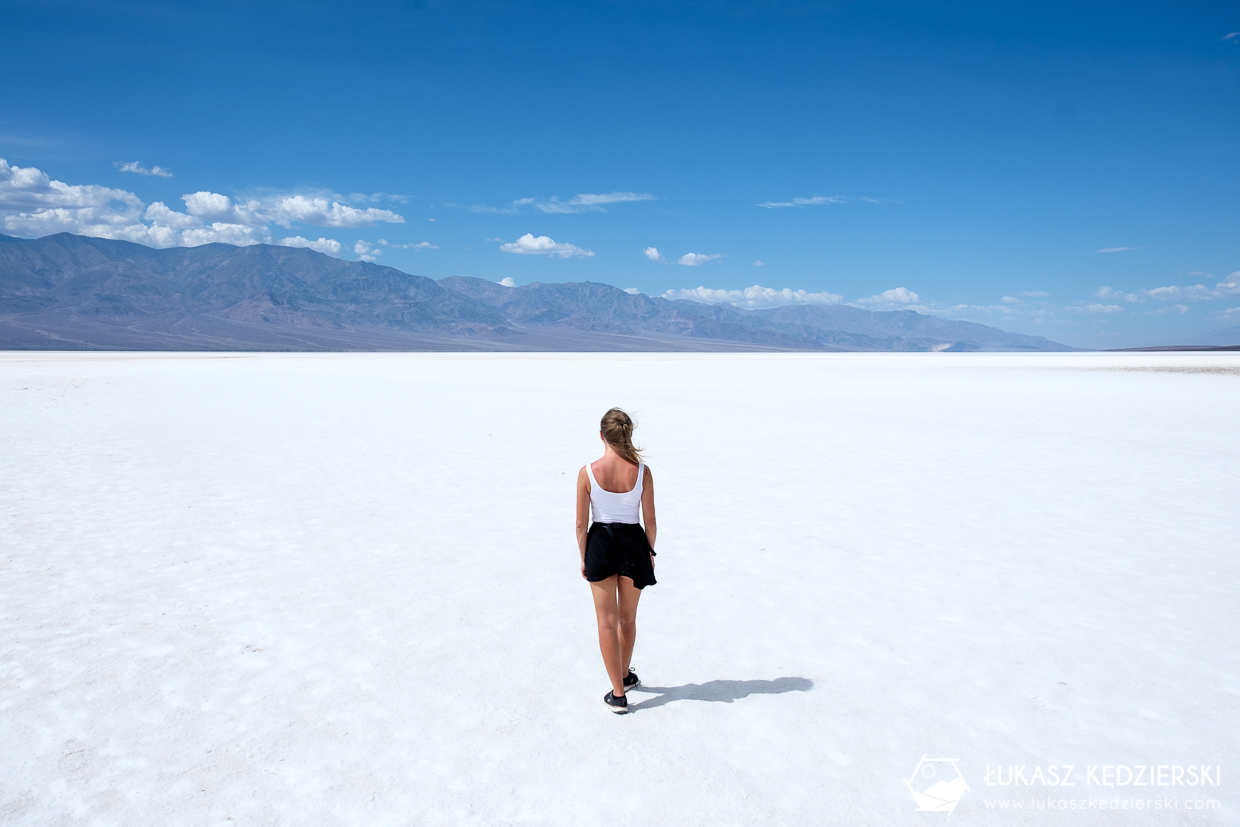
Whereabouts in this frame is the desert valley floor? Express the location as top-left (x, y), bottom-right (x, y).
top-left (2, 352), bottom-right (1237, 826)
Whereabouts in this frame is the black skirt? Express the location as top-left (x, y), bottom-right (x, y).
top-left (585, 522), bottom-right (657, 589)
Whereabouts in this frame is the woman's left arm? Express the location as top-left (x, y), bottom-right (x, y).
top-left (641, 466), bottom-right (657, 555)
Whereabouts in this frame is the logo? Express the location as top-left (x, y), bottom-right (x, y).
top-left (907, 755), bottom-right (969, 815)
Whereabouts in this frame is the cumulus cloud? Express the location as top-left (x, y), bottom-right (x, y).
top-left (182, 191), bottom-right (264, 225)
top-left (498, 277), bottom-right (516, 287)
top-left (664, 284), bottom-right (843, 309)
top-left (624, 287), bottom-right (641, 295)
top-left (1097, 246), bottom-right (1141, 253)
top-left (280, 236), bottom-right (343, 256)
top-left (499, 233), bottom-right (594, 258)
top-left (180, 224), bottom-right (269, 247)
top-left (751, 260), bottom-right (764, 267)
top-left (354, 240), bottom-right (381, 261)
top-left (1097, 278), bottom-right (1240, 304)
top-left (1095, 286), bottom-right (1142, 303)
top-left (677, 253), bottom-right (722, 266)
top-left (268, 194), bottom-right (404, 228)
top-left (1, 157), bottom-right (147, 241)
top-left (116, 161), bottom-right (173, 178)
top-left (1073, 304), bottom-right (1125, 314)
top-left (0, 158), bottom-right (407, 250)
top-left (856, 287), bottom-right (921, 306)
top-left (143, 201), bottom-right (200, 229)
top-left (643, 246), bottom-right (664, 262)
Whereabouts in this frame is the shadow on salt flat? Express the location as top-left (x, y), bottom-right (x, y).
top-left (628, 677), bottom-right (813, 712)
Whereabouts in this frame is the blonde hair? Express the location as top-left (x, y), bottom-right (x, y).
top-left (600, 407), bottom-right (643, 465)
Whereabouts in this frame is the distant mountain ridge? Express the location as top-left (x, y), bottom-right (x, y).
top-left (1185, 323), bottom-right (1240, 347)
top-left (0, 233), bottom-right (1073, 352)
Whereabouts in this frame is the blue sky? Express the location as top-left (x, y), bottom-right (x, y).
top-left (2, 0), bottom-right (1238, 347)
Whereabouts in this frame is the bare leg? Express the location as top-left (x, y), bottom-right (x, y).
top-left (589, 575), bottom-right (625, 695)
top-left (617, 576), bottom-right (642, 677)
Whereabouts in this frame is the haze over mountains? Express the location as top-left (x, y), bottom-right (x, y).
top-left (0, 233), bottom-right (1076, 352)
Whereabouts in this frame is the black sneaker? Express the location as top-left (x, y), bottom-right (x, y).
top-left (623, 669), bottom-right (641, 692)
top-left (604, 690), bottom-right (628, 714)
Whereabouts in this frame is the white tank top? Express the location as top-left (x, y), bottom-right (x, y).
top-left (586, 461), bottom-right (644, 525)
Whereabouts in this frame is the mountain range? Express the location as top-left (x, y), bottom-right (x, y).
top-left (0, 232), bottom-right (1075, 352)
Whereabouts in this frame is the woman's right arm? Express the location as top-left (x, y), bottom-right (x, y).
top-left (641, 465), bottom-right (657, 556)
top-left (576, 467), bottom-right (591, 579)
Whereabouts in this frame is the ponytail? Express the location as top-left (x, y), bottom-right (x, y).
top-left (600, 407), bottom-right (643, 465)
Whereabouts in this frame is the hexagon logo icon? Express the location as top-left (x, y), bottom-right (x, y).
top-left (906, 755), bottom-right (968, 814)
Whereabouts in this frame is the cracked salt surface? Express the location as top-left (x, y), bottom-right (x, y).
top-left (1, 351), bottom-right (1237, 825)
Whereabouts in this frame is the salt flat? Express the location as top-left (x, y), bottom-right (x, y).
top-left (1, 351), bottom-right (1237, 826)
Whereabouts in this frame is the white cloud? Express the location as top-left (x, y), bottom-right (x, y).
top-left (751, 260), bottom-right (764, 267)
top-left (347, 192), bottom-right (408, 204)
top-left (1098, 278), bottom-right (1240, 304)
top-left (354, 240), bottom-right (380, 261)
top-left (753, 193), bottom-right (892, 208)
top-left (1072, 303), bottom-right (1125, 314)
top-left (268, 194), bottom-right (404, 228)
top-left (757, 195), bottom-right (848, 208)
top-left (663, 284), bottom-right (843, 309)
top-left (1095, 286), bottom-right (1143, 303)
top-left (177, 191), bottom-right (405, 229)
top-left (520, 192), bottom-right (657, 213)
top-left (643, 246), bottom-right (664, 262)
top-left (1019, 290), bottom-right (1049, 297)
top-left (116, 161), bottom-right (173, 178)
top-left (1001, 296), bottom-right (1019, 304)
top-left (568, 192), bottom-right (656, 207)
top-left (280, 236), bottom-right (343, 256)
top-left (0, 158), bottom-right (408, 250)
top-left (451, 201), bottom-right (519, 214)
top-left (1097, 246), bottom-right (1141, 253)
top-left (498, 277), bottom-right (516, 287)
top-left (1, 157), bottom-right (149, 242)
top-left (180, 224), bottom-right (269, 247)
top-left (378, 239), bottom-right (437, 250)
top-left (143, 201), bottom-right (199, 229)
top-left (456, 191), bottom-right (656, 215)
top-left (182, 191), bottom-right (264, 225)
top-left (499, 233), bottom-right (594, 258)
top-left (677, 253), bottom-right (722, 266)
top-left (856, 287), bottom-right (921, 306)
top-left (1146, 283), bottom-right (1227, 301)
top-left (1224, 32), bottom-right (1239, 41)
top-left (624, 287), bottom-right (641, 295)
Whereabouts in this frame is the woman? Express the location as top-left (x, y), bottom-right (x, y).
top-left (576, 408), bottom-right (657, 714)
